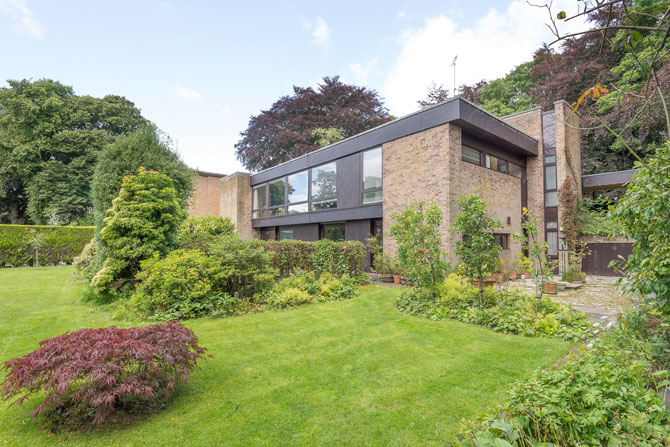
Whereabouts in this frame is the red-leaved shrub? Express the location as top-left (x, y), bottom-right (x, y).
top-left (0, 322), bottom-right (206, 430)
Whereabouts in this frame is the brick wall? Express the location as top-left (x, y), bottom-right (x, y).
top-left (502, 108), bottom-right (545, 244)
top-left (219, 172), bottom-right (259, 239)
top-left (382, 123), bottom-right (452, 256)
top-left (188, 173), bottom-right (223, 217)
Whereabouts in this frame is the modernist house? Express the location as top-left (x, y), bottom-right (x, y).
top-left (189, 97), bottom-right (582, 267)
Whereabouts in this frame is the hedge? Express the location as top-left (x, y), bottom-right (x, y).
top-left (0, 225), bottom-right (94, 267)
top-left (259, 239), bottom-right (366, 278)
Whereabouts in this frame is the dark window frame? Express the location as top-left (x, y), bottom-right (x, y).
top-left (310, 161), bottom-right (338, 211)
top-left (319, 222), bottom-right (346, 241)
top-left (493, 233), bottom-right (510, 250)
top-left (543, 153), bottom-right (558, 257)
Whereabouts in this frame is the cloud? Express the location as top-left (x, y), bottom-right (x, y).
top-left (348, 59), bottom-right (378, 86)
top-left (381, 0), bottom-right (587, 116)
top-left (159, 2), bottom-right (176, 15)
top-left (0, 0), bottom-right (44, 38)
top-left (301, 15), bottom-right (332, 47)
top-left (172, 86), bottom-right (203, 102)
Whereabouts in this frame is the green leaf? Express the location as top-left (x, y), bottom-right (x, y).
top-left (556, 11), bottom-right (566, 20)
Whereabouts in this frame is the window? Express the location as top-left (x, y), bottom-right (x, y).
top-left (252, 184), bottom-right (267, 219)
top-left (280, 228), bottom-right (294, 240)
top-left (320, 223), bottom-right (345, 241)
top-left (544, 155), bottom-right (556, 164)
top-left (288, 203), bottom-right (308, 214)
top-left (545, 165), bottom-right (557, 190)
top-left (362, 147), bottom-right (382, 204)
top-left (363, 190), bottom-right (383, 204)
top-left (311, 162), bottom-right (337, 210)
top-left (546, 221), bottom-right (558, 229)
top-left (462, 145), bottom-right (481, 164)
top-left (547, 231), bottom-right (558, 256)
top-left (545, 191), bottom-right (558, 207)
top-left (509, 163), bottom-right (523, 179)
top-left (493, 233), bottom-right (509, 250)
top-left (363, 148), bottom-right (382, 190)
top-left (498, 159), bottom-right (508, 174)
top-left (288, 171), bottom-right (308, 203)
top-left (269, 179), bottom-right (286, 207)
top-left (311, 162), bottom-right (337, 200)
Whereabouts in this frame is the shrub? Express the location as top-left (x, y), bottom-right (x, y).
top-left (261, 240), bottom-right (315, 276)
top-left (397, 277), bottom-right (591, 342)
top-left (91, 168), bottom-right (186, 301)
top-left (208, 235), bottom-right (276, 299)
top-left (312, 239), bottom-right (365, 277)
top-left (265, 271), bottom-right (359, 308)
top-left (0, 224), bottom-right (93, 267)
top-left (133, 250), bottom-right (238, 320)
top-left (0, 322), bottom-right (206, 431)
top-left (611, 143), bottom-right (670, 312)
top-left (260, 239), bottom-right (366, 278)
top-left (390, 201), bottom-right (449, 289)
top-left (72, 238), bottom-right (98, 281)
top-left (460, 323), bottom-right (670, 446)
top-left (178, 215), bottom-right (236, 252)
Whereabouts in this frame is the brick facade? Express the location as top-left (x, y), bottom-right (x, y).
top-left (218, 172), bottom-right (259, 239)
top-left (188, 172), bottom-right (224, 217)
top-left (502, 108), bottom-right (545, 244)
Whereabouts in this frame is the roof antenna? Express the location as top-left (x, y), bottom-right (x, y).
top-left (451, 55), bottom-right (458, 97)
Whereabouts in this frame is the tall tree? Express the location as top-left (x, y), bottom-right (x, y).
top-left (0, 79), bottom-right (148, 224)
top-left (90, 125), bottom-right (194, 248)
top-left (235, 76), bottom-right (390, 171)
top-left (417, 82), bottom-right (450, 108)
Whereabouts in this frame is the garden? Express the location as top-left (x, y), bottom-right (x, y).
top-left (2, 157), bottom-right (670, 446)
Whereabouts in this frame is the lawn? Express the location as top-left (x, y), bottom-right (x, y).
top-left (0, 266), bottom-right (571, 447)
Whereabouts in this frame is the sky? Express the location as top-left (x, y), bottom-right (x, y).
top-left (0, 0), bottom-right (586, 174)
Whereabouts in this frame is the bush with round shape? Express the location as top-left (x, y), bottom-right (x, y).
top-left (0, 322), bottom-right (206, 431)
top-left (133, 250), bottom-right (231, 320)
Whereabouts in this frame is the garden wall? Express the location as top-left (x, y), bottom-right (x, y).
top-left (0, 225), bottom-right (94, 267)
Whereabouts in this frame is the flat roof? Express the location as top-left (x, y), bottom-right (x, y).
top-left (250, 97), bottom-right (539, 185)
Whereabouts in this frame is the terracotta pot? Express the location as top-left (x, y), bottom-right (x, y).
top-left (380, 274), bottom-right (394, 283)
top-left (508, 271), bottom-right (519, 280)
top-left (393, 274), bottom-right (402, 284)
top-left (494, 273), bottom-right (505, 282)
top-left (543, 282), bottom-right (558, 293)
top-left (523, 272), bottom-right (530, 278)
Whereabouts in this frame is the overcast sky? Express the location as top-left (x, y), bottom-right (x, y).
top-left (0, 0), bottom-right (586, 174)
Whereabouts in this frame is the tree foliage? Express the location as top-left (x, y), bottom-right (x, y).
top-left (90, 125), bottom-right (194, 244)
top-left (0, 79), bottom-right (147, 224)
top-left (417, 82), bottom-right (450, 108)
top-left (390, 201), bottom-right (449, 289)
top-left (235, 76), bottom-right (390, 171)
top-left (91, 168), bottom-right (186, 300)
top-left (611, 143), bottom-right (670, 312)
top-left (451, 193), bottom-right (502, 306)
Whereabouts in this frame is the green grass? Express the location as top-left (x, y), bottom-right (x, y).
top-left (0, 266), bottom-right (571, 447)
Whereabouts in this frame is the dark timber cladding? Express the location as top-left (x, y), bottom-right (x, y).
top-left (250, 97), bottom-right (538, 185)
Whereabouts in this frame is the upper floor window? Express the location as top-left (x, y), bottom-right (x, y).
top-left (288, 171), bottom-right (308, 203)
top-left (462, 145), bottom-right (481, 164)
top-left (462, 144), bottom-right (523, 179)
top-left (362, 147), bottom-right (382, 204)
top-left (252, 184), bottom-right (267, 219)
top-left (311, 162), bottom-right (337, 210)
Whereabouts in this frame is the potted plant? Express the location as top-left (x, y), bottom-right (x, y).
top-left (391, 258), bottom-right (404, 285)
top-left (513, 253), bottom-right (533, 279)
top-left (566, 264), bottom-right (586, 284)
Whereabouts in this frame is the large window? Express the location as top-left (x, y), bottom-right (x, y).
top-left (311, 162), bottom-right (337, 211)
top-left (362, 147), bottom-right (382, 204)
top-left (493, 233), bottom-right (510, 250)
top-left (268, 179), bottom-right (287, 215)
top-left (288, 171), bottom-right (308, 214)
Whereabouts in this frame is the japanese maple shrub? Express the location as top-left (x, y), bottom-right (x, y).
top-left (91, 168), bottom-right (186, 301)
top-left (389, 201), bottom-right (449, 289)
top-left (0, 322), bottom-right (206, 431)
